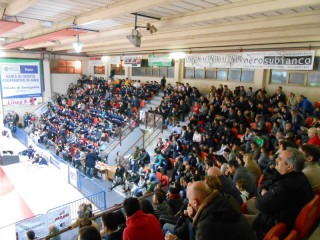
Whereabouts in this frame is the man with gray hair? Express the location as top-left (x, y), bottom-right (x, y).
top-left (253, 148), bottom-right (314, 239)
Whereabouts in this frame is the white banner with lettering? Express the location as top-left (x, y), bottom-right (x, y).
top-left (185, 50), bottom-right (315, 70)
top-left (123, 55), bottom-right (142, 67)
top-left (16, 206), bottom-right (71, 240)
top-left (101, 56), bottom-right (121, 64)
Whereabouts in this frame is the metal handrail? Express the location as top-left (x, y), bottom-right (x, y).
top-left (103, 123), bottom-right (135, 156)
top-left (122, 112), bottom-right (163, 159)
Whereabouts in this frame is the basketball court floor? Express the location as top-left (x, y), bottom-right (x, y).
top-left (0, 137), bottom-right (101, 239)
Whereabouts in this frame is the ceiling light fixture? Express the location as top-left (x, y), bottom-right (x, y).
top-left (73, 35), bottom-right (83, 53)
top-left (0, 37), bottom-right (6, 42)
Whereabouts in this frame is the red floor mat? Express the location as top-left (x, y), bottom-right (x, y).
top-left (0, 166), bottom-right (34, 227)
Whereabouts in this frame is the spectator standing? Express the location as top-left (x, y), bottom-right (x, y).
top-left (85, 149), bottom-right (97, 178)
top-left (161, 76), bottom-right (166, 91)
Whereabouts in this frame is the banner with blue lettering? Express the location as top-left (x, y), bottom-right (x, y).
top-left (185, 50), bottom-right (315, 70)
top-left (0, 59), bottom-right (43, 102)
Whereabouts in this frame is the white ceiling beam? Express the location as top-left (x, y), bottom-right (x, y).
top-left (4, 0), bottom-right (40, 16)
top-left (74, 0), bottom-right (177, 25)
top-left (72, 27), bottom-right (320, 54)
top-left (46, 12), bottom-right (320, 52)
top-left (7, 0), bottom-right (320, 49)
top-left (85, 36), bottom-right (320, 55)
top-left (155, 0), bottom-right (320, 29)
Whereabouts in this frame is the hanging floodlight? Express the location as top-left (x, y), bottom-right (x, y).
top-left (73, 35), bottom-right (83, 53)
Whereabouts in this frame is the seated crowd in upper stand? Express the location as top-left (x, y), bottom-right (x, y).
top-left (27, 75), bottom-right (161, 173)
top-left (22, 75), bottom-right (320, 240)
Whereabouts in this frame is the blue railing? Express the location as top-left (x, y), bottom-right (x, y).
top-left (12, 127), bottom-right (107, 212)
top-left (47, 191), bottom-right (106, 221)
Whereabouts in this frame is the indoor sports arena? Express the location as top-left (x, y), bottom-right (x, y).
top-left (0, 0), bottom-right (320, 239)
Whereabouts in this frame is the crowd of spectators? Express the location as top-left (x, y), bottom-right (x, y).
top-left (19, 76), bottom-right (320, 239)
top-left (94, 82), bottom-right (320, 240)
top-left (26, 75), bottom-right (161, 176)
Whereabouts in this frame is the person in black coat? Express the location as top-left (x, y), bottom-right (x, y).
top-left (253, 148), bottom-right (314, 239)
top-left (85, 149), bottom-right (98, 178)
top-left (187, 181), bottom-right (256, 240)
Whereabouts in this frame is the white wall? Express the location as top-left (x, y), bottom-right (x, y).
top-left (51, 74), bottom-right (79, 95)
top-left (50, 55), bottom-right (90, 95)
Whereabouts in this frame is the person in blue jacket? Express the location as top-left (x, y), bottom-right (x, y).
top-left (296, 95), bottom-right (314, 117)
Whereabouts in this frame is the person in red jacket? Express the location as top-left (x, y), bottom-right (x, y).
top-left (123, 197), bottom-right (164, 240)
top-left (307, 127), bottom-right (320, 147)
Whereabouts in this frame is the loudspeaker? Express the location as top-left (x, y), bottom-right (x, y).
top-left (0, 155), bottom-right (20, 166)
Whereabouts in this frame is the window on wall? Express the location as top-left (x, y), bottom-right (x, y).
top-left (195, 69), bottom-right (205, 79)
top-left (145, 67), bottom-right (152, 76)
top-left (228, 69), bottom-right (241, 81)
top-left (206, 69), bottom-right (216, 79)
top-left (270, 71), bottom-right (287, 84)
top-left (51, 60), bottom-right (82, 74)
top-left (308, 71), bottom-right (320, 87)
top-left (184, 67), bottom-right (254, 82)
top-left (132, 66), bottom-right (174, 77)
top-left (269, 56), bottom-right (320, 87)
top-left (217, 70), bottom-right (227, 81)
top-left (288, 72), bottom-right (306, 85)
top-left (241, 70), bottom-right (255, 83)
top-left (111, 64), bottom-right (125, 76)
top-left (270, 70), bottom-right (320, 86)
top-left (153, 67), bottom-right (159, 77)
top-left (94, 66), bottom-right (105, 74)
top-left (185, 68), bottom-right (195, 79)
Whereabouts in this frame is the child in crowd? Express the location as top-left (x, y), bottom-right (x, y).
top-left (236, 179), bottom-right (250, 203)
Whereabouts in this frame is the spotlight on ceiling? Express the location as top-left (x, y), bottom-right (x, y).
top-left (73, 35), bottom-right (83, 53)
top-left (127, 13), bottom-right (160, 47)
top-left (126, 29), bottom-right (142, 47)
top-left (146, 23), bottom-right (157, 34)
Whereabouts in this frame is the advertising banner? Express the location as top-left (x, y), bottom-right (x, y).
top-left (15, 206), bottom-right (71, 240)
top-left (101, 56), bottom-right (121, 64)
top-left (0, 59), bottom-right (43, 100)
top-left (89, 57), bottom-right (104, 66)
top-left (123, 55), bottom-right (142, 67)
top-left (69, 167), bottom-right (78, 188)
top-left (185, 50), bottom-right (315, 70)
top-left (148, 55), bottom-right (172, 67)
